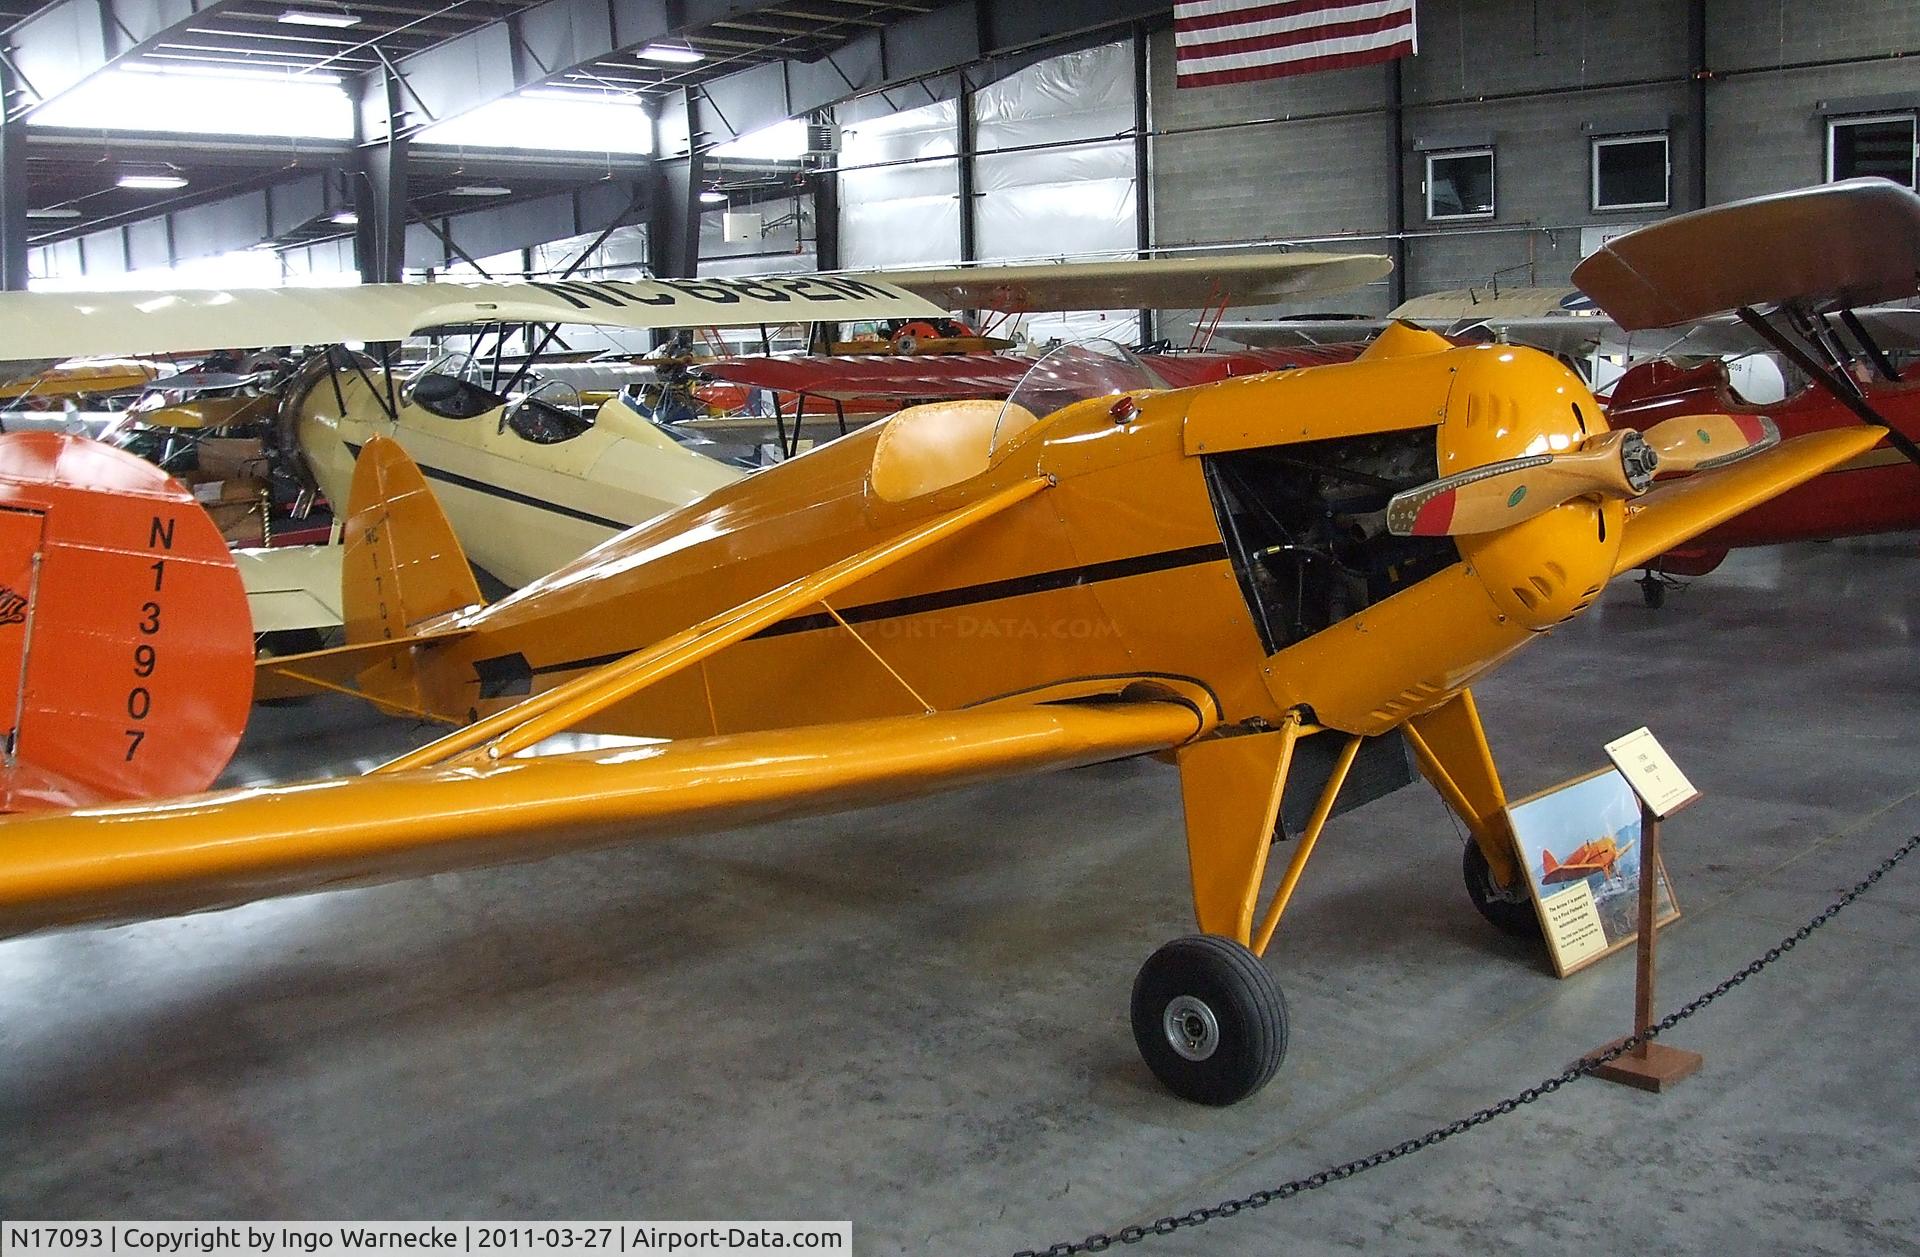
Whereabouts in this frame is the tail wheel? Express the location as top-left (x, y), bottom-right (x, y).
top-left (1638, 572), bottom-right (1667, 608)
top-left (1131, 935), bottom-right (1287, 1105)
top-left (1462, 839), bottom-right (1543, 940)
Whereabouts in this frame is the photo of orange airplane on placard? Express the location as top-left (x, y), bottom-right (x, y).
top-left (0, 181), bottom-right (1913, 1107)
top-left (1539, 835), bottom-right (1639, 885)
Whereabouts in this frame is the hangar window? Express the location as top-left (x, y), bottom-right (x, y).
top-left (1592, 133), bottom-right (1670, 211)
top-left (1827, 113), bottom-right (1917, 189)
top-left (1425, 148), bottom-right (1495, 221)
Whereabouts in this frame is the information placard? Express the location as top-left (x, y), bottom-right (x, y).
top-left (1604, 726), bottom-right (1700, 818)
top-left (1505, 767), bottom-right (1680, 977)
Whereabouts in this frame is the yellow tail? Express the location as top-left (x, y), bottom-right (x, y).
top-left (340, 435), bottom-right (483, 712)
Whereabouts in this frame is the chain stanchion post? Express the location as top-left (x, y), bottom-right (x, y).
top-left (1590, 798), bottom-right (1704, 1091)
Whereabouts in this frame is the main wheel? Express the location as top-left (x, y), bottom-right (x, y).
top-left (1131, 935), bottom-right (1287, 1105)
top-left (1462, 840), bottom-right (1543, 940)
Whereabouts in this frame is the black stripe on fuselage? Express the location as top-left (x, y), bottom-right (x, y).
top-left (344, 440), bottom-right (631, 532)
top-left (476, 541), bottom-right (1231, 685)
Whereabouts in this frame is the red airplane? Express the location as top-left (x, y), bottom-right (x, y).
top-left (1604, 355), bottom-right (1920, 603)
top-left (1540, 836), bottom-right (1636, 885)
top-left (1574, 179), bottom-right (1920, 606)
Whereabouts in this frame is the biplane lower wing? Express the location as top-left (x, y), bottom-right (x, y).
top-left (1613, 426), bottom-right (1888, 574)
top-left (0, 691), bottom-right (1211, 940)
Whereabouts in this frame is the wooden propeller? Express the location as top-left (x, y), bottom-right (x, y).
top-left (1388, 413), bottom-right (1780, 537)
top-left (1639, 412), bottom-right (1780, 473)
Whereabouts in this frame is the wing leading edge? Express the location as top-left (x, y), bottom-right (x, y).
top-left (1613, 426), bottom-right (1888, 575)
top-left (0, 691), bottom-right (1212, 940)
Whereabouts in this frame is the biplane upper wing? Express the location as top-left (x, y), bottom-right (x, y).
top-left (876, 252), bottom-right (1391, 313)
top-left (1574, 177), bottom-right (1920, 331)
top-left (0, 276), bottom-right (946, 361)
top-left (0, 688), bottom-right (1212, 939)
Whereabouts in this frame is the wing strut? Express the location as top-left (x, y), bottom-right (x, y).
top-left (1733, 306), bottom-right (1920, 468)
top-left (377, 474), bottom-right (1055, 775)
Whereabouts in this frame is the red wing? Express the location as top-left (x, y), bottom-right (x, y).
top-left (698, 354), bottom-right (1035, 402)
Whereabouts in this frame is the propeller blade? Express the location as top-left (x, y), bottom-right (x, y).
top-left (1639, 412), bottom-right (1781, 474)
top-left (1387, 429), bottom-right (1658, 537)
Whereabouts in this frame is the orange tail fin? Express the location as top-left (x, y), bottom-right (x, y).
top-left (338, 435), bottom-right (483, 715)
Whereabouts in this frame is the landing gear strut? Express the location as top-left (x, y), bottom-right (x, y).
top-left (1637, 570), bottom-right (1683, 608)
top-left (1131, 935), bottom-right (1288, 1105)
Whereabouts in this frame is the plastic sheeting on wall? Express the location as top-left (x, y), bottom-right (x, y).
top-left (972, 42), bottom-right (1139, 345)
top-left (531, 225), bottom-right (649, 281)
top-left (972, 41), bottom-right (1136, 266)
top-left (838, 97), bottom-right (962, 270)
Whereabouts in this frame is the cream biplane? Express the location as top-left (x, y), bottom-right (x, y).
top-left (0, 187), bottom-right (1906, 1105)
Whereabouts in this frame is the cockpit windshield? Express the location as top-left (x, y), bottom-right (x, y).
top-left (993, 337), bottom-right (1159, 452)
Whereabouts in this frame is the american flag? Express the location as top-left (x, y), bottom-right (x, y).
top-left (1174, 0), bottom-right (1418, 89)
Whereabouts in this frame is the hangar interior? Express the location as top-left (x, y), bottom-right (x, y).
top-left (0, 0), bottom-right (1918, 1253)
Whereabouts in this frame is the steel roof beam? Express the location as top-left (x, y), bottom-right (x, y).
top-left (357, 0), bottom-right (800, 144)
top-left (4, 0), bottom-right (255, 121)
top-left (365, 0), bottom-right (1163, 156)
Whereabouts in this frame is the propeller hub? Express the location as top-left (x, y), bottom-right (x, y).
top-left (1619, 430), bottom-right (1658, 493)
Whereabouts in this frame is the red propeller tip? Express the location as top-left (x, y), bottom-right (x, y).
top-left (1411, 489), bottom-right (1456, 535)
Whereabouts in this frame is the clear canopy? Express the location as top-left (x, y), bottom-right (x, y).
top-left (993, 337), bottom-right (1157, 451)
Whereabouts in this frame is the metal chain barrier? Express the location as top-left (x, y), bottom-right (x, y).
top-left (1011, 832), bottom-right (1920, 1257)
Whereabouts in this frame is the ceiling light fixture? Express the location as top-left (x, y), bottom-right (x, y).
top-left (27, 207), bottom-right (82, 219)
top-left (638, 45), bottom-right (704, 64)
top-left (330, 210), bottom-right (359, 224)
top-left (279, 8), bottom-right (361, 26)
top-left (699, 189), bottom-right (727, 204)
top-left (448, 184), bottom-right (511, 197)
top-left (117, 173), bottom-right (189, 190)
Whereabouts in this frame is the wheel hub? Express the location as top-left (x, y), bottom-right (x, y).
top-left (1163, 995), bottom-right (1221, 1062)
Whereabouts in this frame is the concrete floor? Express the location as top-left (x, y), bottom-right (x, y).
top-left (3, 538), bottom-right (1918, 1255)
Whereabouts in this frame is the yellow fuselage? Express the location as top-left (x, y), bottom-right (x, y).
top-left (405, 331), bottom-right (1621, 742)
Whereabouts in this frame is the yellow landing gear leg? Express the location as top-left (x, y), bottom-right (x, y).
top-left (1132, 714), bottom-right (1364, 1105)
top-left (1401, 689), bottom-right (1542, 941)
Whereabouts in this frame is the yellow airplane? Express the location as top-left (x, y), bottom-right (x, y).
top-left (0, 185), bottom-right (1904, 1106)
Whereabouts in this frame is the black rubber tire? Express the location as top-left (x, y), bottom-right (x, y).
top-left (1130, 935), bottom-right (1287, 1106)
top-left (1462, 840), bottom-right (1544, 940)
top-left (1639, 575), bottom-right (1666, 609)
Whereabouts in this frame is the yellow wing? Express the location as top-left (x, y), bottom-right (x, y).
top-left (1612, 427), bottom-right (1886, 575)
top-left (0, 688), bottom-right (1211, 940)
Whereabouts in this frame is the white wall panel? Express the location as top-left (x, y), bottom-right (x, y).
top-left (972, 41), bottom-right (1138, 343)
top-left (839, 98), bottom-right (962, 269)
